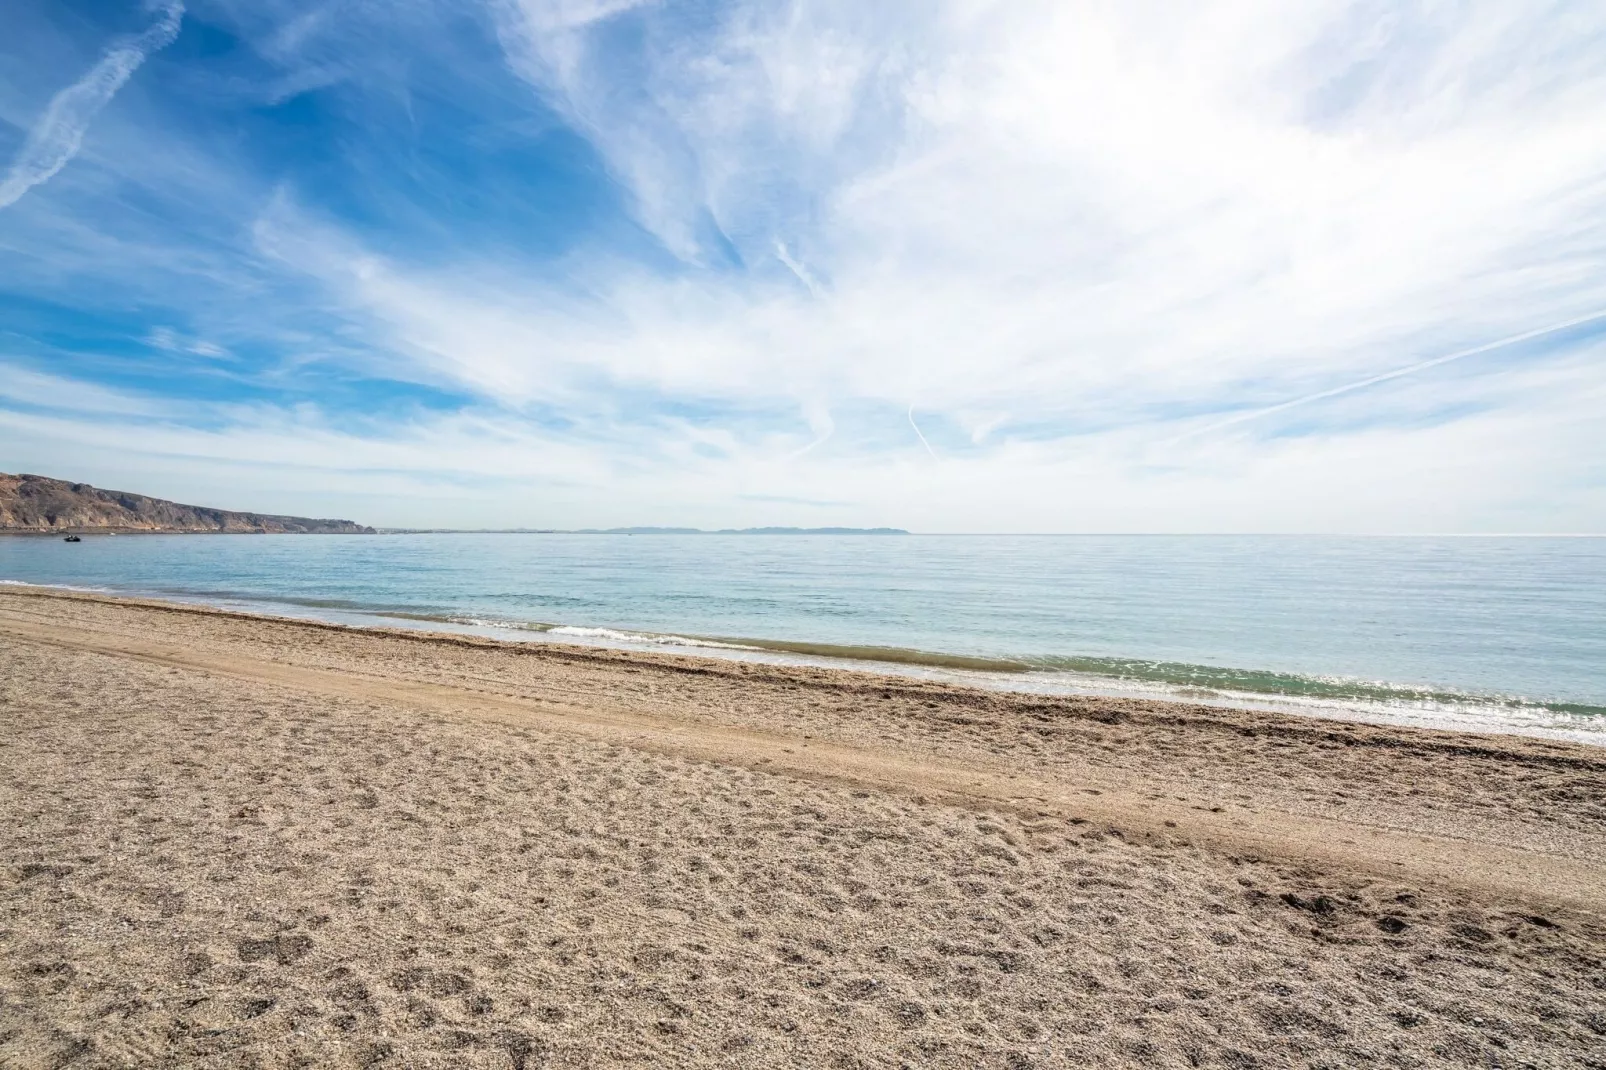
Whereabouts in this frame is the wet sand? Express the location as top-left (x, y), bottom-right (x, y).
top-left (1, 585), bottom-right (1603, 1068)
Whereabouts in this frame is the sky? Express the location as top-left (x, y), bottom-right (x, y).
top-left (1, 0), bottom-right (1604, 532)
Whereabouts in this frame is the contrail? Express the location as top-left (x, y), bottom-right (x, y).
top-left (908, 405), bottom-right (938, 459)
top-left (1170, 307), bottom-right (1606, 443)
top-left (0, 1), bottom-right (184, 210)
top-left (775, 241), bottom-right (820, 297)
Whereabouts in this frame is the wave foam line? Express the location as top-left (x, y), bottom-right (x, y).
top-left (545, 625), bottom-right (760, 651)
top-left (363, 610), bottom-right (1606, 719)
top-left (15, 581), bottom-right (1594, 724)
top-left (0, 578), bottom-right (116, 594)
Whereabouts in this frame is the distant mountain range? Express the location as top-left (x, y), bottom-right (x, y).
top-left (589, 526), bottom-right (908, 534)
top-left (378, 526), bottom-right (910, 535)
top-left (0, 473), bottom-right (374, 534)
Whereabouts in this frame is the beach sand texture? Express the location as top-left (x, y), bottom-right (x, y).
top-left (1, 587), bottom-right (1603, 1068)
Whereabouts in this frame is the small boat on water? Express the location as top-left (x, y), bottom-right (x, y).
top-left (63, 534), bottom-right (81, 542)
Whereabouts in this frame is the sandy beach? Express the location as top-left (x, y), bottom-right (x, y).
top-left (1, 585), bottom-right (1603, 1068)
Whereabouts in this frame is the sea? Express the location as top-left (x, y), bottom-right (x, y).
top-left (3, 533), bottom-right (1603, 744)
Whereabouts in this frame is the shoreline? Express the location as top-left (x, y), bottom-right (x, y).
top-left (4, 578), bottom-right (1601, 746)
top-left (3, 583), bottom-right (1604, 1065)
top-left (4, 582), bottom-right (1604, 902)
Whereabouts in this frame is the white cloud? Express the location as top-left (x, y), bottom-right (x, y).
top-left (231, 3), bottom-right (1541, 392)
top-left (145, 326), bottom-right (234, 360)
top-left (0, 365), bottom-right (174, 417)
top-left (1, 344), bottom-right (1601, 531)
top-left (452, 3), bottom-right (1606, 501)
top-left (0, 1), bottom-right (184, 210)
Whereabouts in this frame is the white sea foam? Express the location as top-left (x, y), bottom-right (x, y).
top-left (0, 578), bottom-right (116, 594)
top-left (545, 625), bottom-right (758, 651)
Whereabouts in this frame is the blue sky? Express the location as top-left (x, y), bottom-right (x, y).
top-left (1, 0), bottom-right (1604, 531)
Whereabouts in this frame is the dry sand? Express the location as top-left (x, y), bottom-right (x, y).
top-left (0, 586), bottom-right (1603, 1068)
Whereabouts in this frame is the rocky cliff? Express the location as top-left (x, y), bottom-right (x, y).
top-left (0, 473), bottom-right (374, 534)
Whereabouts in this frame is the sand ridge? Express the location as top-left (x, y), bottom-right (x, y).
top-left (2, 587), bottom-right (1604, 1067)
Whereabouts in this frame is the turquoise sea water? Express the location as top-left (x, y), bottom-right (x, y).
top-left (3, 533), bottom-right (1603, 742)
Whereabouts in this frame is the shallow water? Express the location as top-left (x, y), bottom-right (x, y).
top-left (3, 533), bottom-right (1603, 740)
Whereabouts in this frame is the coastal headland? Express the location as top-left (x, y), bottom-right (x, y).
top-left (1, 585), bottom-right (1602, 1066)
top-left (0, 473), bottom-right (374, 534)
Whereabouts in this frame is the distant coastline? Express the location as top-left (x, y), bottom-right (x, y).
top-left (376, 526), bottom-right (910, 535)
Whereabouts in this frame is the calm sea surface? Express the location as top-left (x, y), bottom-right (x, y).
top-left (3, 534), bottom-right (1603, 741)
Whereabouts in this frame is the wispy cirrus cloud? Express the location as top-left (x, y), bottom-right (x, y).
top-left (0, 1), bottom-right (184, 210)
top-left (0, 364), bottom-right (175, 417)
top-left (2, 341), bottom-right (1601, 532)
top-left (467, 2), bottom-right (1606, 451)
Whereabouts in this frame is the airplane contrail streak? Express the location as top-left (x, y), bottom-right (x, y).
top-left (1170, 307), bottom-right (1606, 443)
